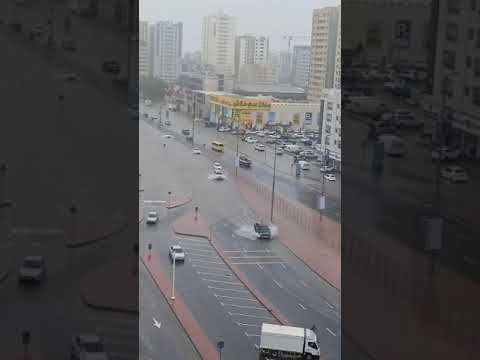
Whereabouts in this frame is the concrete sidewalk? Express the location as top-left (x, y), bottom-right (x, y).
top-left (81, 255), bottom-right (138, 314)
top-left (236, 176), bottom-right (341, 290)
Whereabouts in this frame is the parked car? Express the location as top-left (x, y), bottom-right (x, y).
top-left (324, 173), bottom-right (336, 181)
top-left (101, 61), bottom-right (120, 74)
top-left (70, 334), bottom-right (110, 360)
top-left (255, 144), bottom-right (266, 151)
top-left (245, 136), bottom-right (258, 144)
top-left (192, 147), bottom-right (202, 155)
top-left (441, 166), bottom-right (469, 182)
top-left (18, 256), bottom-right (46, 284)
top-left (254, 223), bottom-right (271, 240)
top-left (300, 150), bottom-right (317, 159)
top-left (146, 211), bottom-right (158, 225)
top-left (320, 165), bottom-right (334, 172)
top-left (165, 120), bottom-right (171, 126)
top-left (182, 129), bottom-right (191, 136)
top-left (218, 126), bottom-right (230, 132)
top-left (276, 148), bottom-right (284, 156)
top-left (432, 147), bottom-right (461, 161)
top-left (169, 245), bottom-right (185, 262)
top-left (239, 155), bottom-right (252, 168)
top-left (298, 161), bottom-right (310, 170)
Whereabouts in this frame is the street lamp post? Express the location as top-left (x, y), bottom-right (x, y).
top-left (171, 258), bottom-right (176, 300)
top-left (235, 110), bottom-right (240, 176)
top-left (192, 93), bottom-right (196, 147)
top-left (270, 140), bottom-right (277, 223)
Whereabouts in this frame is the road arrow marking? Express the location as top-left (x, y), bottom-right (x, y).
top-left (153, 318), bottom-right (161, 329)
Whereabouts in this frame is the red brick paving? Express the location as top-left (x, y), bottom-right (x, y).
top-left (172, 212), bottom-right (210, 239)
top-left (81, 256), bottom-right (138, 313)
top-left (142, 255), bottom-right (217, 360)
top-left (167, 195), bottom-right (193, 209)
top-left (235, 176), bottom-right (341, 290)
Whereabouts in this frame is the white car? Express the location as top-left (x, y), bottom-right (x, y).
top-left (432, 147), bottom-right (461, 161)
top-left (441, 166), bottom-right (469, 183)
top-left (298, 161), bottom-right (310, 170)
top-left (276, 148), bottom-right (284, 155)
top-left (245, 137), bottom-right (258, 144)
top-left (70, 334), bottom-right (110, 360)
top-left (213, 162), bottom-right (223, 171)
top-left (255, 144), bottom-right (265, 151)
top-left (218, 126), bottom-right (230, 132)
top-left (257, 131), bottom-right (266, 137)
top-left (324, 173), bottom-right (336, 181)
top-left (192, 147), bottom-right (202, 155)
top-left (214, 168), bottom-right (224, 175)
top-left (162, 134), bottom-right (173, 139)
top-left (169, 245), bottom-right (185, 262)
top-left (320, 165), bottom-right (334, 172)
top-left (146, 211), bottom-right (158, 225)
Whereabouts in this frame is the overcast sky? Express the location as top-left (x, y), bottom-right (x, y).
top-left (140, 0), bottom-right (340, 53)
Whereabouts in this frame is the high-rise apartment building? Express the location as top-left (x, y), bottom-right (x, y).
top-left (150, 21), bottom-right (183, 83)
top-left (235, 35), bottom-right (270, 80)
top-left (308, 6), bottom-right (340, 101)
top-left (333, 6), bottom-right (341, 90)
top-left (291, 45), bottom-right (311, 89)
top-left (139, 20), bottom-right (150, 78)
top-left (424, 0), bottom-right (480, 159)
top-left (202, 11), bottom-right (237, 76)
top-left (278, 51), bottom-right (292, 84)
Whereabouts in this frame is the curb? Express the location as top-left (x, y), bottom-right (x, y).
top-left (65, 221), bottom-right (128, 248)
top-left (171, 227), bottom-right (290, 326)
top-left (166, 196), bottom-right (193, 209)
top-left (81, 292), bottom-right (139, 315)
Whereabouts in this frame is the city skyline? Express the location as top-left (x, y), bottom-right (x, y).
top-left (140, 0), bottom-right (340, 52)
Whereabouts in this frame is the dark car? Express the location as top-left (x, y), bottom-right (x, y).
top-left (254, 223), bottom-right (271, 239)
top-left (18, 256), bottom-right (46, 284)
top-left (239, 155), bottom-right (252, 168)
top-left (101, 61), bottom-right (120, 74)
top-left (182, 129), bottom-right (191, 136)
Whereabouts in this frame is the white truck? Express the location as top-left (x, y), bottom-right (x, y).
top-left (258, 323), bottom-right (320, 360)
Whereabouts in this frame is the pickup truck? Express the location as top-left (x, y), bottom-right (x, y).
top-left (254, 223), bottom-right (271, 239)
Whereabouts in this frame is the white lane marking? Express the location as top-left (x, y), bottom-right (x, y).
top-left (229, 255), bottom-right (283, 259)
top-left (220, 303), bottom-right (267, 311)
top-left (183, 247), bottom-right (215, 253)
top-left (254, 344), bottom-right (259, 350)
top-left (228, 312), bottom-right (275, 320)
top-left (192, 264), bottom-right (228, 271)
top-left (208, 286), bottom-right (249, 293)
top-left (231, 262), bottom-right (286, 265)
top-left (257, 263), bottom-right (264, 270)
top-left (273, 280), bottom-right (283, 289)
top-left (236, 322), bottom-right (262, 327)
top-left (191, 259), bottom-right (224, 265)
top-left (245, 332), bottom-right (261, 337)
top-left (224, 249), bottom-right (279, 254)
top-left (197, 271), bottom-right (232, 278)
top-left (298, 303), bottom-right (307, 310)
top-left (326, 328), bottom-right (337, 336)
top-left (216, 294), bottom-right (257, 302)
top-left (324, 300), bottom-right (335, 309)
top-left (202, 278), bottom-right (243, 286)
top-left (153, 318), bottom-right (162, 329)
top-left (188, 253), bottom-right (219, 259)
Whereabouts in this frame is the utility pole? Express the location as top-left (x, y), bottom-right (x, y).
top-left (192, 92), bottom-right (196, 147)
top-left (235, 110), bottom-right (240, 176)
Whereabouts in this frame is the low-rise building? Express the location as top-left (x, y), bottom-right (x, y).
top-left (319, 89), bottom-right (341, 169)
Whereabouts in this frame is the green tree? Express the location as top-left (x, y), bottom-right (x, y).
top-left (139, 77), bottom-right (168, 102)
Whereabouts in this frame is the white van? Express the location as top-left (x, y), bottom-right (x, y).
top-left (285, 144), bottom-right (301, 153)
top-left (378, 135), bottom-right (405, 156)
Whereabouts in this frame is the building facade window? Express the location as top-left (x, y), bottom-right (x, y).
top-left (475, 58), bottom-right (480, 77)
top-left (469, 27), bottom-right (475, 40)
top-left (446, 23), bottom-right (459, 42)
top-left (443, 50), bottom-right (456, 70)
top-left (325, 125), bottom-right (331, 134)
top-left (473, 87), bottom-right (480, 106)
top-left (448, 0), bottom-right (461, 14)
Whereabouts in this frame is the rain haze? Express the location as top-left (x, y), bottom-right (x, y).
top-left (140, 0), bottom-right (340, 53)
